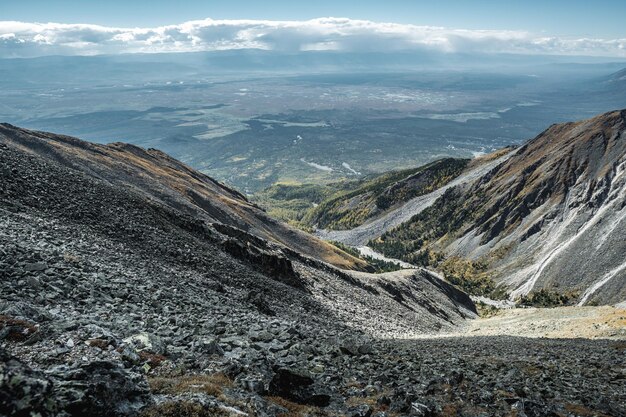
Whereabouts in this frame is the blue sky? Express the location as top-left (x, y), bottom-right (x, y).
top-left (1, 1), bottom-right (625, 58)
top-left (2, 0), bottom-right (625, 38)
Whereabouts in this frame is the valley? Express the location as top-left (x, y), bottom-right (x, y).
top-left (256, 110), bottom-right (626, 309)
top-left (1, 118), bottom-right (625, 416)
top-left (2, 55), bottom-right (626, 194)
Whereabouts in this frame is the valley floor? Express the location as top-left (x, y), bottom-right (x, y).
top-left (455, 306), bottom-right (626, 340)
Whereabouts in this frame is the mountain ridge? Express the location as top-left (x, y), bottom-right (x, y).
top-left (365, 109), bottom-right (626, 305)
top-left (0, 122), bottom-right (477, 334)
top-left (0, 122), bottom-right (368, 272)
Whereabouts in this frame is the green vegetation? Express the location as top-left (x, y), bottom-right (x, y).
top-left (411, 255), bottom-right (508, 299)
top-left (437, 257), bottom-right (508, 299)
top-left (254, 156), bottom-right (514, 298)
top-left (252, 158), bottom-right (469, 231)
top-left (307, 158), bottom-right (468, 230)
top-left (251, 182), bottom-right (339, 230)
top-left (141, 373), bottom-right (235, 417)
top-left (368, 238), bottom-right (508, 298)
top-left (368, 186), bottom-right (469, 260)
top-left (329, 241), bottom-right (403, 273)
top-left (516, 289), bottom-right (580, 307)
top-left (475, 302), bottom-right (501, 318)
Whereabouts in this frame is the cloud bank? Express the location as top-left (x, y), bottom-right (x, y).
top-left (1, 17), bottom-right (625, 58)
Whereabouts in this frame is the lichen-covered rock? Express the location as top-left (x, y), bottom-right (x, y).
top-left (48, 361), bottom-right (152, 417)
top-left (0, 349), bottom-right (57, 417)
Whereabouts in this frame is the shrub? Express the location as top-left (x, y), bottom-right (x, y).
top-left (517, 289), bottom-right (580, 307)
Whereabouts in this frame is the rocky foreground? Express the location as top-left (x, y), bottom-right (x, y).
top-left (3, 307), bottom-right (625, 417)
top-left (1, 125), bottom-right (625, 416)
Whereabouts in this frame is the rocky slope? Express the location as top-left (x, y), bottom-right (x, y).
top-left (2, 124), bottom-right (625, 416)
top-left (369, 110), bottom-right (626, 305)
top-left (0, 125), bottom-right (487, 416)
top-left (0, 123), bottom-right (366, 271)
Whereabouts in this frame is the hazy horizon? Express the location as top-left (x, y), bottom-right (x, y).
top-left (2, 0), bottom-right (626, 59)
top-left (1, 1), bottom-right (625, 193)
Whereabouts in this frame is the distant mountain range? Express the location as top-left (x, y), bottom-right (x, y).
top-left (3, 51), bottom-right (624, 88)
top-left (608, 67), bottom-right (626, 83)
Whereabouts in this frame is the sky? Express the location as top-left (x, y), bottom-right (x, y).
top-left (1, 0), bottom-right (625, 58)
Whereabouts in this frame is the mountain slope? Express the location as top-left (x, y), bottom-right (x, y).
top-left (2, 125), bottom-right (625, 417)
top-left (318, 149), bottom-right (514, 246)
top-left (0, 123), bottom-right (479, 336)
top-left (252, 157), bottom-right (469, 231)
top-left (0, 123), bottom-right (366, 271)
top-left (606, 67), bottom-right (626, 87)
top-left (304, 158), bottom-right (469, 230)
top-left (370, 110), bottom-right (626, 305)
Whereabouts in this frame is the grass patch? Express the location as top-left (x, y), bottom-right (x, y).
top-left (0, 315), bottom-right (38, 342)
top-left (265, 396), bottom-right (325, 417)
top-left (564, 403), bottom-right (612, 417)
top-left (139, 402), bottom-right (232, 417)
top-left (148, 373), bottom-right (232, 397)
top-left (138, 351), bottom-right (167, 368)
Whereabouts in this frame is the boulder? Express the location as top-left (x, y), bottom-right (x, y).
top-left (24, 262), bottom-right (47, 272)
top-left (48, 360), bottom-right (152, 417)
top-left (268, 367), bottom-right (330, 407)
top-left (0, 349), bottom-right (57, 417)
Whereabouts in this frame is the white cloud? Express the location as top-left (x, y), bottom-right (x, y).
top-left (0, 17), bottom-right (625, 58)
